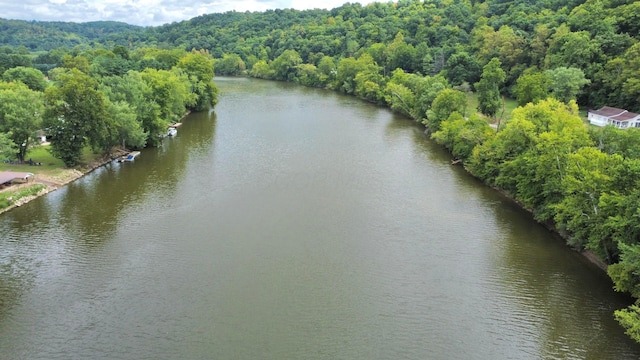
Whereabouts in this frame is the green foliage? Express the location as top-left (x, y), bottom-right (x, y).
top-left (176, 50), bottom-right (219, 111)
top-left (0, 81), bottom-right (45, 161)
top-left (545, 67), bottom-right (590, 103)
top-left (250, 60), bottom-right (273, 79)
top-left (215, 54), bottom-right (246, 76)
top-left (475, 58), bottom-right (506, 118)
top-left (610, 243), bottom-right (640, 298)
top-left (425, 89), bottom-right (467, 131)
top-left (43, 68), bottom-right (113, 166)
top-left (141, 67), bottom-right (194, 123)
top-left (0, 131), bottom-right (17, 159)
top-left (513, 72), bottom-right (550, 106)
top-left (432, 113), bottom-right (493, 160)
top-left (270, 50), bottom-right (302, 82)
top-left (614, 305), bottom-right (640, 344)
top-left (2, 66), bottom-right (47, 91)
top-left (0, 184), bottom-right (46, 210)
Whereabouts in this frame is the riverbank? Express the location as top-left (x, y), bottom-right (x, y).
top-left (0, 149), bottom-right (128, 216)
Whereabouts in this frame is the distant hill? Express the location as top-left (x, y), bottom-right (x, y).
top-left (0, 18), bottom-right (142, 50)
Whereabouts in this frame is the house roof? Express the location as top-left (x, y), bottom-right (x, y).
top-left (590, 106), bottom-right (627, 117)
top-left (0, 171), bottom-right (33, 185)
top-left (610, 111), bottom-right (640, 121)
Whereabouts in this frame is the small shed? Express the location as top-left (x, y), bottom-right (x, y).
top-left (0, 171), bottom-right (34, 187)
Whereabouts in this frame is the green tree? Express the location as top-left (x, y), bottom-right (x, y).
top-left (176, 50), bottom-right (219, 111)
top-left (0, 131), bottom-right (17, 159)
top-left (106, 99), bottom-right (147, 149)
top-left (425, 89), bottom-right (467, 132)
top-left (43, 69), bottom-right (114, 166)
top-left (270, 49), bottom-right (302, 81)
top-left (215, 54), bottom-right (246, 76)
top-left (545, 67), bottom-right (590, 104)
top-left (432, 113), bottom-right (493, 160)
top-left (2, 66), bottom-right (47, 92)
top-left (475, 58), bottom-right (505, 118)
top-left (445, 50), bottom-right (481, 86)
top-left (513, 72), bottom-right (551, 106)
top-left (141, 68), bottom-right (195, 123)
top-left (0, 81), bottom-right (45, 162)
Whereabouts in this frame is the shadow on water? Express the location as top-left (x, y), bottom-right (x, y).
top-left (483, 184), bottom-right (640, 358)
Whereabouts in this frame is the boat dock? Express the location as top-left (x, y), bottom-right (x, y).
top-left (117, 151), bottom-right (140, 162)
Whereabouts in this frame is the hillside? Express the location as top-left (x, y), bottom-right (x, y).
top-left (0, 18), bottom-right (142, 50)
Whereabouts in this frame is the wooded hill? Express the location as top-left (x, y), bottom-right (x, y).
top-left (2, 0), bottom-right (640, 111)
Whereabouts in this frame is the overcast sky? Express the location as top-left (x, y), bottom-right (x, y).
top-left (0, 0), bottom-right (373, 27)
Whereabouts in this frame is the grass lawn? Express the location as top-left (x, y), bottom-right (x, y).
top-left (0, 144), bottom-right (107, 185)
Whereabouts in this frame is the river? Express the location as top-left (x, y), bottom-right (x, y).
top-left (1, 77), bottom-right (639, 359)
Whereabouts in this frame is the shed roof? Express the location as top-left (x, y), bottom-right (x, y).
top-left (0, 171), bottom-right (33, 185)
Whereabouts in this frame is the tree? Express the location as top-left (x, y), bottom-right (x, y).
top-left (176, 50), bottom-right (219, 111)
top-left (215, 54), bottom-right (246, 76)
top-left (432, 113), bottom-right (493, 160)
top-left (0, 132), bottom-right (17, 159)
top-left (0, 81), bottom-right (45, 162)
top-left (141, 68), bottom-right (195, 123)
top-left (545, 67), bottom-right (590, 104)
top-left (475, 58), bottom-right (505, 118)
top-left (425, 89), bottom-right (467, 131)
top-left (43, 68), bottom-right (113, 167)
top-left (270, 49), bottom-right (302, 81)
top-left (513, 72), bottom-right (551, 106)
top-left (445, 50), bottom-right (481, 86)
top-left (250, 60), bottom-right (273, 79)
top-left (2, 66), bottom-right (47, 92)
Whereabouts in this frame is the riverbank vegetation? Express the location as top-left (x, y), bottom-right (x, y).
top-left (2, 0), bottom-right (640, 342)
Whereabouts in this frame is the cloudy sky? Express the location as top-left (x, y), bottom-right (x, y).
top-left (0, 0), bottom-right (374, 27)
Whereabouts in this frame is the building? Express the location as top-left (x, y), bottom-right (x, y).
top-left (588, 106), bottom-right (640, 129)
top-left (0, 171), bottom-right (34, 189)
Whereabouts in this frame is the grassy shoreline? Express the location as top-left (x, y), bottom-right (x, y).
top-left (0, 145), bottom-right (127, 215)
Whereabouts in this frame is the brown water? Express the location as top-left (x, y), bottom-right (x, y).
top-left (1, 77), bottom-right (639, 359)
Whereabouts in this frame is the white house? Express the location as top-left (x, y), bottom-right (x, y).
top-left (588, 106), bottom-right (640, 129)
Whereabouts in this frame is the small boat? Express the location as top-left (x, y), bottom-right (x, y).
top-left (167, 127), bottom-right (178, 137)
top-left (118, 151), bottom-right (140, 162)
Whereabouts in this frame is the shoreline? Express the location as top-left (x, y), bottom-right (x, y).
top-left (0, 150), bottom-right (128, 216)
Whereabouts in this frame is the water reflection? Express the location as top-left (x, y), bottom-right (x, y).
top-left (489, 197), bottom-right (639, 358)
top-left (0, 109), bottom-right (217, 325)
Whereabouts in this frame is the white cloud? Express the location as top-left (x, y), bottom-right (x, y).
top-left (0, 0), bottom-right (374, 26)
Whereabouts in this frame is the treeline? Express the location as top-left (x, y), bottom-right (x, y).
top-left (0, 19), bottom-right (142, 51)
top-left (149, 0), bottom-right (638, 112)
top-left (2, 0), bottom-right (639, 111)
top-left (0, 46), bottom-right (218, 167)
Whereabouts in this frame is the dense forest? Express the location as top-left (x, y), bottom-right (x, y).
top-left (2, 0), bottom-right (640, 342)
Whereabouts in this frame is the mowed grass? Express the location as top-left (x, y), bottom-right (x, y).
top-left (0, 145), bottom-right (104, 182)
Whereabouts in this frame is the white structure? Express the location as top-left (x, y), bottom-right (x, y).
top-left (588, 106), bottom-right (640, 129)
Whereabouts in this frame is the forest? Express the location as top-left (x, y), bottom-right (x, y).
top-left (2, 0), bottom-right (640, 342)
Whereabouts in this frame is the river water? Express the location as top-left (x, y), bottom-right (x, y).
top-left (1, 77), bottom-right (639, 359)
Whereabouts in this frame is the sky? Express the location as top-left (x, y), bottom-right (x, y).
top-left (0, 0), bottom-right (373, 27)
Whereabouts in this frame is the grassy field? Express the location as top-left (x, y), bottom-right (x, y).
top-left (0, 145), bottom-right (113, 211)
top-left (0, 145), bottom-right (104, 175)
